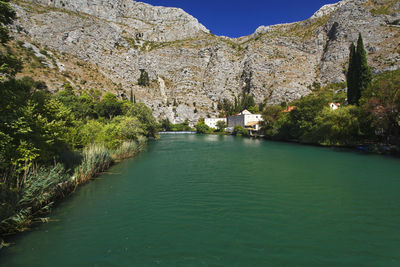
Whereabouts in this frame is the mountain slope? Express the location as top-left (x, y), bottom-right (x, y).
top-left (10, 0), bottom-right (400, 123)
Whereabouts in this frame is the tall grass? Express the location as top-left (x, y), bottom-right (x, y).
top-left (112, 136), bottom-right (147, 161)
top-left (74, 144), bottom-right (112, 184)
top-left (0, 164), bottom-right (70, 238)
top-left (1, 138), bottom-right (147, 246)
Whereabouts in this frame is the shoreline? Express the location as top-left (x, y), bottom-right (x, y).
top-left (193, 131), bottom-right (400, 157)
top-left (0, 141), bottom-right (147, 248)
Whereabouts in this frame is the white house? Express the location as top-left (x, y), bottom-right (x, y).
top-left (205, 118), bottom-right (227, 129)
top-left (227, 110), bottom-right (263, 132)
top-left (329, 103), bottom-right (341, 110)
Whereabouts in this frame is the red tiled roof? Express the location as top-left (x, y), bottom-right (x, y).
top-left (282, 106), bottom-right (296, 113)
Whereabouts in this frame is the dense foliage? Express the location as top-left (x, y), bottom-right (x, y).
top-left (261, 35), bottom-right (398, 149)
top-left (194, 119), bottom-right (212, 134)
top-left (232, 125), bottom-right (250, 137)
top-left (347, 34), bottom-right (372, 105)
top-left (160, 118), bottom-right (194, 132)
top-left (261, 69), bottom-right (400, 148)
top-left (0, 77), bottom-right (157, 240)
top-left (217, 89), bottom-right (259, 116)
top-left (0, 5), bottom-right (158, 241)
top-left (137, 69), bottom-right (150, 87)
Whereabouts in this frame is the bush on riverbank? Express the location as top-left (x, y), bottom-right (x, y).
top-left (160, 118), bottom-right (194, 132)
top-left (233, 125), bottom-right (250, 137)
top-left (261, 68), bottom-right (400, 149)
top-left (194, 119), bottom-right (212, 134)
top-left (0, 87), bottom-right (155, 243)
top-left (0, 6), bottom-right (158, 242)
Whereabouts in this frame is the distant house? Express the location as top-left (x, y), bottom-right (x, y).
top-left (329, 103), bottom-right (341, 110)
top-left (204, 118), bottom-right (227, 129)
top-left (227, 110), bottom-right (263, 133)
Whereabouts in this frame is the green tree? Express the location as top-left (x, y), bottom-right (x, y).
top-left (347, 33), bottom-right (371, 105)
top-left (117, 116), bottom-right (145, 141)
top-left (161, 118), bottom-right (172, 131)
top-left (216, 120), bottom-right (227, 132)
top-left (138, 69), bottom-right (150, 87)
top-left (233, 125), bottom-right (249, 137)
top-left (95, 92), bottom-right (122, 119)
top-left (248, 105), bottom-right (260, 114)
top-left (57, 88), bottom-right (96, 120)
top-left (362, 69), bottom-right (400, 144)
top-left (130, 88), bottom-right (133, 103)
top-left (219, 90), bottom-right (257, 116)
top-left (347, 43), bottom-right (357, 104)
top-left (195, 120), bottom-right (211, 134)
top-left (309, 106), bottom-right (367, 145)
top-left (126, 102), bottom-right (158, 137)
top-left (261, 105), bottom-right (283, 136)
top-left (356, 33), bottom-right (372, 101)
top-left (0, 1), bottom-right (15, 44)
top-left (0, 1), bottom-right (20, 78)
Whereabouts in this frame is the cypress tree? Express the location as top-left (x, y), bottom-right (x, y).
top-left (130, 88), bottom-right (133, 103)
top-left (356, 33), bottom-right (372, 104)
top-left (346, 33), bottom-right (371, 105)
top-left (347, 43), bottom-right (357, 104)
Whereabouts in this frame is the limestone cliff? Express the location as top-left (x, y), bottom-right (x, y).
top-left (10, 0), bottom-right (400, 123)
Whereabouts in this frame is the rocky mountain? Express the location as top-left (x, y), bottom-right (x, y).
top-left (9, 0), bottom-right (400, 123)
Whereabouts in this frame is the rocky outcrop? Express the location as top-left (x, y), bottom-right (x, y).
top-left (26, 0), bottom-right (209, 42)
top-left (10, 0), bottom-right (400, 123)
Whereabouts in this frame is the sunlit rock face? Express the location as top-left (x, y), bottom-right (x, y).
top-left (13, 0), bottom-right (400, 123)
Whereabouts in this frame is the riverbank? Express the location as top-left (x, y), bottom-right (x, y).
top-left (0, 139), bottom-right (147, 248)
top-left (241, 132), bottom-right (400, 156)
top-left (2, 134), bottom-right (399, 266)
top-left (159, 131), bottom-right (196, 134)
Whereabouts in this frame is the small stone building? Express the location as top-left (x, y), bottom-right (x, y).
top-left (227, 110), bottom-right (263, 131)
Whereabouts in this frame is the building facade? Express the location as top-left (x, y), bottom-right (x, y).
top-left (227, 110), bottom-right (263, 129)
top-left (204, 118), bottom-right (227, 129)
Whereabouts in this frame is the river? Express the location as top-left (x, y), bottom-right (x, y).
top-left (1, 134), bottom-right (400, 266)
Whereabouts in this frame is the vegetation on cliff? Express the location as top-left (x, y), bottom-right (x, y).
top-left (217, 89), bottom-right (259, 117)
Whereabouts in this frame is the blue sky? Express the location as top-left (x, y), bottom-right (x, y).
top-left (138, 0), bottom-right (340, 37)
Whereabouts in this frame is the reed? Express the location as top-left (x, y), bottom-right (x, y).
top-left (0, 139), bottom-right (147, 246)
top-left (74, 144), bottom-right (112, 184)
top-left (0, 164), bottom-right (70, 239)
top-left (112, 137), bottom-right (146, 161)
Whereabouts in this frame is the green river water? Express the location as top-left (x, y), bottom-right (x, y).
top-left (1, 134), bottom-right (400, 266)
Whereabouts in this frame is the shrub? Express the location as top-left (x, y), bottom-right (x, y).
top-left (233, 125), bottom-right (249, 137)
top-left (195, 121), bottom-right (211, 134)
